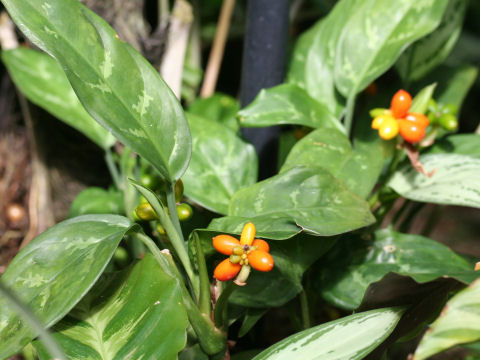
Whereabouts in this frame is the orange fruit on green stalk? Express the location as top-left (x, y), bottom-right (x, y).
top-left (213, 234), bottom-right (241, 255)
top-left (405, 112), bottom-right (429, 128)
top-left (214, 258), bottom-right (241, 281)
top-left (248, 250), bottom-right (274, 272)
top-left (252, 239), bottom-right (270, 253)
top-left (390, 89), bottom-right (412, 118)
top-left (398, 119), bottom-right (426, 143)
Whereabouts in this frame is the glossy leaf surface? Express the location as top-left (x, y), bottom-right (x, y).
top-left (396, 0), bottom-right (467, 82)
top-left (34, 254), bottom-right (188, 360)
top-left (281, 127), bottom-right (383, 198)
top-left (318, 228), bottom-right (474, 310)
top-left (388, 154), bottom-right (480, 208)
top-left (238, 84), bottom-right (343, 132)
top-left (414, 278), bottom-right (480, 360)
top-left (2, 0), bottom-right (191, 182)
top-left (187, 93), bottom-right (239, 132)
top-left (67, 187), bottom-right (124, 218)
top-left (428, 134), bottom-right (480, 158)
top-left (0, 215), bottom-right (135, 359)
top-left (183, 114), bottom-right (257, 214)
top-left (2, 48), bottom-right (115, 149)
top-left (229, 166), bottom-right (375, 237)
top-left (253, 307), bottom-right (403, 360)
top-left (335, 0), bottom-right (448, 97)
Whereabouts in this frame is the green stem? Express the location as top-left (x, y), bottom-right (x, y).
top-left (166, 182), bottom-right (184, 241)
top-left (214, 281), bottom-right (236, 329)
top-left (135, 232), bottom-right (226, 355)
top-left (104, 148), bottom-right (121, 190)
top-left (193, 232), bottom-right (211, 316)
top-left (0, 281), bottom-right (67, 360)
top-left (344, 94), bottom-right (356, 137)
top-left (299, 289), bottom-right (311, 330)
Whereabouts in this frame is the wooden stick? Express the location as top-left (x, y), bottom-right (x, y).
top-left (200, 0), bottom-right (236, 98)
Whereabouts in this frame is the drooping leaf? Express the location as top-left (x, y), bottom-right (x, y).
top-left (428, 134), bottom-right (480, 158)
top-left (182, 114), bottom-right (257, 214)
top-left (229, 166), bottom-right (375, 237)
top-left (317, 228), bottom-right (474, 310)
top-left (252, 307), bottom-right (404, 360)
top-left (0, 215), bottom-right (135, 359)
top-left (192, 229), bottom-right (336, 308)
top-left (396, 0), bottom-right (467, 82)
top-left (2, 0), bottom-right (191, 182)
top-left (281, 127), bottom-right (383, 198)
top-left (67, 187), bottom-right (124, 218)
top-left (388, 154), bottom-right (480, 208)
top-left (2, 48), bottom-right (115, 149)
top-left (34, 254), bottom-right (188, 360)
top-left (334, 0), bottom-right (448, 98)
top-left (187, 93), bottom-right (239, 132)
top-left (237, 84), bottom-right (343, 132)
top-left (414, 278), bottom-right (480, 360)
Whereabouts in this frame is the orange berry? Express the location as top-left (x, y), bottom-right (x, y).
top-left (248, 250), bottom-right (274, 272)
top-left (378, 117), bottom-right (399, 140)
top-left (390, 90), bottom-right (412, 118)
top-left (405, 112), bottom-right (429, 128)
top-left (213, 259), bottom-right (241, 281)
top-left (398, 119), bottom-right (426, 143)
top-left (240, 222), bottom-right (255, 246)
top-left (252, 239), bottom-right (270, 253)
top-left (213, 235), bottom-right (241, 255)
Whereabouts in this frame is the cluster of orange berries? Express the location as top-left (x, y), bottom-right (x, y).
top-left (212, 222), bottom-right (274, 283)
top-left (371, 90), bottom-right (429, 143)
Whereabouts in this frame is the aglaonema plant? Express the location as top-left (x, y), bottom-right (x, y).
top-left (1, 0), bottom-right (480, 359)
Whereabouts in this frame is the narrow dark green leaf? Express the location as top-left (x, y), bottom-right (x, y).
top-left (2, 48), bottom-right (115, 149)
top-left (410, 83), bottom-right (436, 114)
top-left (238, 309), bottom-right (267, 338)
top-left (183, 114), bottom-right (257, 214)
top-left (2, 0), bottom-right (191, 182)
top-left (428, 134), bottom-right (480, 158)
top-left (335, 0), bottom-right (448, 98)
top-left (187, 93), bottom-right (239, 132)
top-left (237, 84), bottom-right (343, 132)
top-left (252, 307), bottom-right (404, 360)
top-left (34, 254), bottom-right (188, 360)
top-left (229, 166), bottom-right (375, 237)
top-left (67, 187), bottom-right (124, 218)
top-left (414, 278), bottom-right (480, 360)
top-left (396, 0), bottom-right (467, 82)
top-left (0, 215), bottom-right (135, 359)
top-left (436, 65), bottom-right (478, 108)
top-left (318, 228), bottom-right (474, 310)
top-left (388, 154), bottom-right (480, 208)
top-left (281, 127), bottom-right (383, 198)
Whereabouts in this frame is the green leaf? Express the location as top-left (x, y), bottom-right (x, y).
top-left (0, 215), bottom-right (135, 359)
top-left (238, 308), bottom-right (267, 338)
top-left (428, 134), bottom-right (480, 158)
top-left (187, 93), bottom-right (239, 132)
top-left (2, 48), bottom-right (115, 149)
top-left (287, 0), bottom-right (359, 117)
top-left (410, 83), bottom-right (437, 114)
top-left (193, 230), bottom-right (336, 308)
top-left (414, 278), bottom-right (480, 360)
top-left (334, 0), bottom-right (448, 98)
top-left (435, 65), bottom-right (478, 108)
top-left (396, 0), bottom-right (467, 82)
top-left (237, 84), bottom-right (343, 133)
top-left (318, 228), bottom-right (474, 310)
top-left (67, 187), bottom-right (124, 218)
top-left (252, 307), bottom-right (404, 360)
top-left (388, 154), bottom-right (480, 208)
top-left (229, 166), bottom-right (375, 237)
top-left (183, 114), bottom-right (257, 214)
top-left (281, 127), bottom-right (383, 198)
top-left (34, 254), bottom-right (188, 360)
top-left (2, 0), bottom-right (191, 182)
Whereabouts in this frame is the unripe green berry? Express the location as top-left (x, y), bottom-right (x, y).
top-left (438, 113), bottom-right (458, 131)
top-left (135, 203), bottom-right (158, 221)
top-left (176, 203), bottom-right (193, 221)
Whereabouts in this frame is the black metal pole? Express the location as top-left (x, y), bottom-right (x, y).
top-left (240, 0), bottom-right (289, 180)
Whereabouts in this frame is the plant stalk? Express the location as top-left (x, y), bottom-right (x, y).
top-left (299, 289), bottom-right (311, 329)
top-left (0, 281), bottom-right (67, 360)
top-left (193, 232), bottom-right (211, 316)
top-left (104, 148), bottom-right (121, 190)
top-left (214, 281), bottom-right (236, 329)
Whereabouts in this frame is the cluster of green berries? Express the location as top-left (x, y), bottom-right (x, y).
top-left (426, 99), bottom-right (458, 131)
